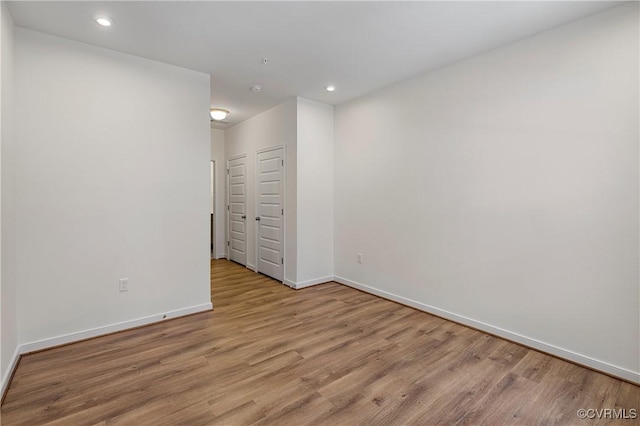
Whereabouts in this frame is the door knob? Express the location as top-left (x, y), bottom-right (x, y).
top-left (241, 215), bottom-right (246, 219)
top-left (255, 217), bottom-right (261, 221)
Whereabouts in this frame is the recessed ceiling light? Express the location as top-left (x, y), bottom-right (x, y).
top-left (210, 108), bottom-right (229, 121)
top-left (95, 17), bottom-right (112, 27)
top-left (325, 85), bottom-right (336, 92)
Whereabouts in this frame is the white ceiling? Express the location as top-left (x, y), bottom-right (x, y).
top-left (7, 1), bottom-right (624, 128)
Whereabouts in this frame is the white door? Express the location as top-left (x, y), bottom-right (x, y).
top-left (256, 148), bottom-right (284, 281)
top-left (228, 156), bottom-right (247, 266)
top-left (210, 161), bottom-right (215, 258)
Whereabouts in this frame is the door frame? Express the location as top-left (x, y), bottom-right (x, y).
top-left (226, 153), bottom-right (247, 264)
top-left (254, 146), bottom-right (285, 281)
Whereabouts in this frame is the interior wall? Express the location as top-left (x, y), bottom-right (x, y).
top-left (211, 128), bottom-right (226, 259)
top-left (296, 98), bottom-right (334, 286)
top-left (225, 98), bottom-right (297, 281)
top-left (334, 3), bottom-right (639, 380)
top-left (0, 2), bottom-right (17, 393)
top-left (14, 29), bottom-right (212, 346)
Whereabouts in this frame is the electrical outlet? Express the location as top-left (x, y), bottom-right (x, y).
top-left (119, 278), bottom-right (129, 292)
top-left (357, 253), bottom-right (363, 264)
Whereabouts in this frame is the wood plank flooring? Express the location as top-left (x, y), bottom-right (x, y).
top-left (2, 259), bottom-right (638, 425)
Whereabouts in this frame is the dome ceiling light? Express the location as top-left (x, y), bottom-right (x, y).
top-left (210, 108), bottom-right (229, 121)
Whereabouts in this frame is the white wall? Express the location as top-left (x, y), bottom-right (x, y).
top-left (334, 3), bottom-right (639, 382)
top-left (224, 97), bottom-right (335, 287)
top-left (225, 98), bottom-right (298, 280)
top-left (14, 29), bottom-right (212, 347)
top-left (1, 2), bottom-right (18, 394)
top-left (211, 128), bottom-right (226, 258)
top-left (296, 98), bottom-right (334, 287)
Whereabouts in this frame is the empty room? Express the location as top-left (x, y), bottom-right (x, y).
top-left (1, 1), bottom-right (639, 425)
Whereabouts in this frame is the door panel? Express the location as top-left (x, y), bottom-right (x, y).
top-left (228, 156), bottom-right (247, 266)
top-left (211, 161), bottom-right (215, 257)
top-left (257, 148), bottom-right (284, 281)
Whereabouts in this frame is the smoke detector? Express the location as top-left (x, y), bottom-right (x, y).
top-left (250, 84), bottom-right (262, 92)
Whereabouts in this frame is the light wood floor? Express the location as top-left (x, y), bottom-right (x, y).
top-left (2, 259), bottom-right (638, 425)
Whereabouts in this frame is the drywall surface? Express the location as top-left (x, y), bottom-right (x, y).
top-left (297, 98), bottom-right (334, 285)
top-left (334, 4), bottom-right (639, 377)
top-left (225, 98), bottom-right (297, 281)
top-left (1, 2), bottom-right (18, 393)
top-left (14, 29), bottom-right (212, 345)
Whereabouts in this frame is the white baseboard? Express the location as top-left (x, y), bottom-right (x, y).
top-left (1, 345), bottom-right (21, 398)
top-left (20, 303), bottom-right (212, 354)
top-left (5, 276), bottom-right (638, 391)
top-left (334, 275), bottom-right (640, 385)
top-left (1, 303), bottom-right (212, 398)
top-left (290, 275), bottom-right (334, 289)
top-left (247, 263), bottom-right (258, 273)
top-left (215, 252), bottom-right (227, 259)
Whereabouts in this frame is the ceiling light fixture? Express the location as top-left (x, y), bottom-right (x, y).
top-left (95, 17), bottom-right (112, 27)
top-left (210, 108), bottom-right (229, 121)
top-left (325, 85), bottom-right (336, 92)
top-left (250, 84), bottom-right (262, 92)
